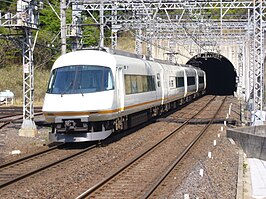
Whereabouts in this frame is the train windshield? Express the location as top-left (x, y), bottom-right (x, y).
top-left (46, 65), bottom-right (114, 94)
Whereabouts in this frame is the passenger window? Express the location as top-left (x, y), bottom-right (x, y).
top-left (176, 77), bottom-right (184, 88)
top-left (125, 75), bottom-right (132, 94)
top-left (131, 76), bottom-right (138, 94)
top-left (124, 75), bottom-right (156, 95)
top-left (199, 76), bottom-right (204, 84)
top-left (187, 76), bottom-right (195, 86)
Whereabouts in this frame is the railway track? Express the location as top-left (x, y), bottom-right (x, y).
top-left (0, 143), bottom-right (98, 189)
top-left (76, 96), bottom-right (227, 198)
top-left (0, 106), bottom-right (42, 117)
top-left (0, 106), bottom-right (102, 190)
top-left (0, 106), bottom-right (43, 129)
top-left (0, 112), bottom-right (43, 129)
top-left (0, 107), bottom-right (44, 151)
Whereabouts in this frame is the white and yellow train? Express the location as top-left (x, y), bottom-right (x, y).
top-left (42, 49), bottom-right (206, 142)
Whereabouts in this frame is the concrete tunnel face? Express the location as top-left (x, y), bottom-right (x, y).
top-left (187, 53), bottom-right (237, 95)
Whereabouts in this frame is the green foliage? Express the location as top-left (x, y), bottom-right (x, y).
top-left (39, 5), bottom-right (60, 34)
top-left (0, 27), bottom-right (21, 68)
top-left (38, 0), bottom-right (62, 63)
top-left (0, 0), bottom-right (14, 11)
top-left (34, 30), bottom-right (60, 69)
top-left (82, 18), bottom-right (100, 47)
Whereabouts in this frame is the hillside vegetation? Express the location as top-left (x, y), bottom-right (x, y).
top-left (0, 66), bottom-right (50, 105)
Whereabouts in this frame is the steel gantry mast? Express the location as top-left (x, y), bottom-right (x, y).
top-left (65, 0), bottom-right (266, 123)
top-left (252, 0), bottom-right (265, 115)
top-left (0, 0), bottom-right (43, 136)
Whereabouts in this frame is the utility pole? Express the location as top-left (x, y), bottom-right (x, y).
top-left (0, 0), bottom-right (42, 136)
top-left (61, 0), bottom-right (67, 54)
top-left (70, 2), bottom-right (83, 51)
top-left (99, 0), bottom-right (104, 48)
top-left (19, 0), bottom-right (42, 137)
top-left (251, 0), bottom-right (265, 125)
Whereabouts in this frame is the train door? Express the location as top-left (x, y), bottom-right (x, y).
top-left (183, 68), bottom-right (188, 97)
top-left (161, 65), bottom-right (168, 104)
top-left (116, 66), bottom-right (125, 114)
top-left (146, 61), bottom-right (162, 103)
top-left (195, 69), bottom-right (199, 92)
top-left (156, 64), bottom-right (164, 104)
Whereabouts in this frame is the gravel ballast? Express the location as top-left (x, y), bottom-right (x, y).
top-left (0, 95), bottom-right (242, 198)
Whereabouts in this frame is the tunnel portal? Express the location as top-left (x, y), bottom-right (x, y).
top-left (187, 52), bottom-right (237, 95)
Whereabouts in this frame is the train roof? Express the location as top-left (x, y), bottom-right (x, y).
top-left (52, 50), bottom-right (116, 70)
top-left (52, 48), bottom-right (203, 72)
top-left (78, 47), bottom-right (180, 66)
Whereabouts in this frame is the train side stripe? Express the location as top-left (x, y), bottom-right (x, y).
top-left (43, 93), bottom-right (194, 117)
top-left (43, 98), bottom-right (161, 117)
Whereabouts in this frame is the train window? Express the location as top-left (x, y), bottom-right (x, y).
top-left (199, 76), bottom-right (204, 84)
top-left (125, 75), bottom-right (132, 94)
top-left (187, 76), bottom-right (195, 86)
top-left (142, 76), bottom-right (148, 92)
top-left (148, 76), bottom-right (156, 91)
top-left (137, 76), bottom-right (144, 93)
top-left (46, 65), bottom-right (114, 94)
top-left (157, 73), bottom-right (160, 80)
top-left (124, 75), bottom-right (156, 95)
top-left (131, 76), bottom-right (138, 93)
top-left (47, 69), bottom-right (56, 93)
top-left (176, 77), bottom-right (184, 87)
top-left (169, 77), bottom-right (175, 88)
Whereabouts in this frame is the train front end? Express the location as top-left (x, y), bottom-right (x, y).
top-left (42, 50), bottom-right (118, 142)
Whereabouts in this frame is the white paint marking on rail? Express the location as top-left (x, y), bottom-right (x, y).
top-left (228, 138), bottom-right (236, 145)
top-left (217, 133), bottom-right (220, 138)
top-left (224, 121), bottom-right (227, 126)
top-left (213, 140), bottom-right (217, 146)
top-left (229, 104), bottom-right (232, 116)
top-left (199, 169), bottom-right (204, 177)
top-left (208, 151), bottom-right (212, 158)
top-left (10, 150), bottom-right (21, 155)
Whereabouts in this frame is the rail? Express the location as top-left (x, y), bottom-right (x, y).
top-left (0, 143), bottom-right (98, 189)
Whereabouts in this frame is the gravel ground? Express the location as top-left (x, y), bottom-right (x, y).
top-left (153, 124), bottom-right (239, 199)
top-left (0, 95), bottom-right (242, 198)
top-left (0, 117), bottom-right (50, 164)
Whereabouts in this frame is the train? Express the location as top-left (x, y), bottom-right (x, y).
top-left (42, 49), bottom-right (206, 142)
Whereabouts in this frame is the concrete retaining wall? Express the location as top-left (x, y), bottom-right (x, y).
top-left (227, 125), bottom-right (266, 161)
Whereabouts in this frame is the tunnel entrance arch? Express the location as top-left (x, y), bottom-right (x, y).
top-left (187, 52), bottom-right (237, 95)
